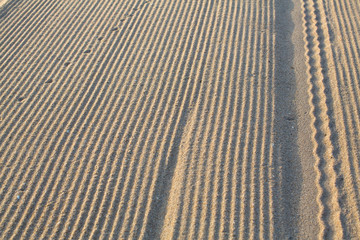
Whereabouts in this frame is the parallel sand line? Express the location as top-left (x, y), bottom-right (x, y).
top-left (158, 1), bottom-right (232, 237)
top-left (0, 0), bottom-right (141, 193)
top-left (197, 2), bottom-right (246, 238)
top-left (114, 4), bottom-right (207, 240)
top-left (87, 1), bottom-right (193, 239)
top-left (0, 0), bottom-right (82, 140)
top-left (0, 0), bottom-right (148, 238)
top-left (19, 0), bottom-right (205, 238)
top-left (73, 1), bottom-right (201, 239)
top-left (329, 0), bottom-right (360, 168)
top-left (0, 0), bottom-right (131, 129)
top-left (0, 0), bottom-right (98, 220)
top-left (163, 0), bottom-right (246, 237)
top-left (248, 0), bottom-right (274, 238)
top-left (0, 0), bottom-right (63, 65)
top-left (232, 0), bottom-right (262, 238)
top-left (0, 0), bottom-right (55, 49)
top-left (0, 1), bottom-right (115, 210)
top-left (0, 0), bottom-right (122, 218)
top-left (0, 0), bottom-right (72, 97)
top-left (10, 1), bottom-right (158, 238)
top-left (45, 3), bottom-right (174, 238)
top-left (50, 1), bottom-right (170, 238)
top-left (0, 0), bottom-right (138, 124)
top-left (142, 1), bottom-right (219, 238)
top-left (75, 2), bottom-right (187, 239)
top-left (0, 3), bottom-right (128, 238)
top-left (240, 0), bottom-right (272, 238)
top-left (11, 1), bottom-right (145, 238)
top-left (184, 2), bottom-right (233, 239)
top-left (3, 0), bottom-right (104, 178)
top-left (160, 0), bottom-right (276, 238)
top-left (90, 0), bottom-right (229, 237)
top-left (110, 1), bottom-right (228, 238)
top-left (2, 6), bottom-right (190, 238)
top-left (70, 1), bottom-right (187, 238)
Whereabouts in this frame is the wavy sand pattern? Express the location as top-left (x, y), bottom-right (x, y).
top-left (0, 0), bottom-right (359, 239)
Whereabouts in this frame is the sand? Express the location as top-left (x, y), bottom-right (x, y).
top-left (0, 0), bottom-right (359, 239)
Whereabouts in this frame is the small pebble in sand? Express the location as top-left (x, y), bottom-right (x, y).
top-left (285, 114), bottom-right (296, 121)
top-left (17, 96), bottom-right (25, 102)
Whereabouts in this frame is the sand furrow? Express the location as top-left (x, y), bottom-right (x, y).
top-left (91, 2), bottom-right (194, 239)
top-left (86, 3), bottom-right (187, 239)
top-left (0, 0), bottom-right (93, 224)
top-left (0, 1), bottom-right (105, 192)
top-left (0, 0), bottom-right (149, 239)
top-left (159, 0), bottom-right (279, 238)
top-left (22, 3), bottom-right (145, 238)
top-left (126, 2), bottom-right (216, 238)
top-left (0, 1), bottom-right (141, 238)
top-left (42, 2), bottom-right (160, 238)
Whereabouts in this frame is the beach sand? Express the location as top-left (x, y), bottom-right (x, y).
top-left (0, 0), bottom-right (359, 239)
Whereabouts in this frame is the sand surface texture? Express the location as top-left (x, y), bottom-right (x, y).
top-left (0, 0), bottom-right (359, 239)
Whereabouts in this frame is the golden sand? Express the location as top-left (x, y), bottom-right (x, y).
top-left (0, 0), bottom-right (359, 238)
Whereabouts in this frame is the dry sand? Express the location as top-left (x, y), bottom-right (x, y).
top-left (0, 0), bottom-right (359, 239)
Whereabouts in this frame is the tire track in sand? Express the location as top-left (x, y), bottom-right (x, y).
top-left (301, 0), bottom-right (360, 237)
top-left (311, 0), bottom-right (360, 237)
